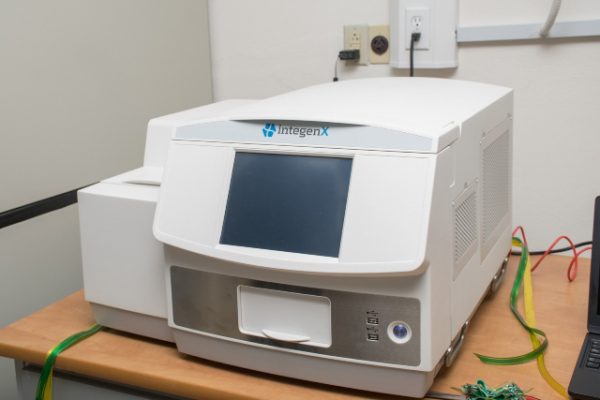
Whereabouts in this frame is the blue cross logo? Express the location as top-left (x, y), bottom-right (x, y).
top-left (262, 123), bottom-right (277, 138)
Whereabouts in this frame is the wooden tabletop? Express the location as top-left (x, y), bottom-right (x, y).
top-left (0, 255), bottom-right (590, 399)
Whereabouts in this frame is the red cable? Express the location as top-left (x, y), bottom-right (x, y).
top-left (512, 227), bottom-right (589, 281)
top-left (531, 235), bottom-right (578, 274)
top-left (567, 245), bottom-right (592, 282)
top-left (512, 225), bottom-right (529, 247)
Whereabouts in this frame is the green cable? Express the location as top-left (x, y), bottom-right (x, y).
top-left (474, 238), bottom-right (548, 365)
top-left (35, 324), bottom-right (103, 400)
top-left (459, 379), bottom-right (527, 400)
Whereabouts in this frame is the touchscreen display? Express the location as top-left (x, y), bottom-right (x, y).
top-left (220, 152), bottom-right (352, 257)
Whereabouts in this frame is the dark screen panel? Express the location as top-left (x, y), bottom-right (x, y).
top-left (220, 153), bottom-right (352, 257)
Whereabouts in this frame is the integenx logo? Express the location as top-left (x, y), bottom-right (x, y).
top-left (262, 123), bottom-right (277, 138)
top-left (261, 123), bottom-right (329, 139)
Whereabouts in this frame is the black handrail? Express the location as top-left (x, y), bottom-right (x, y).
top-left (0, 184), bottom-right (96, 229)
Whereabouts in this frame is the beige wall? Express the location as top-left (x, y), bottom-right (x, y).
top-left (0, 1), bottom-right (212, 398)
top-left (208, 0), bottom-right (600, 250)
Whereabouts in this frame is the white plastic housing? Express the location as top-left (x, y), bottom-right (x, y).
top-left (155, 78), bottom-right (512, 396)
top-left (154, 144), bottom-right (433, 275)
top-left (79, 78), bottom-right (513, 398)
top-left (79, 100), bottom-right (255, 342)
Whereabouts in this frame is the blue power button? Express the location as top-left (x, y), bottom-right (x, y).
top-left (393, 324), bottom-right (408, 339)
top-left (388, 321), bottom-right (412, 344)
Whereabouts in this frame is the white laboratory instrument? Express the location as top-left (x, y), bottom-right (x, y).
top-left (79, 77), bottom-right (513, 397)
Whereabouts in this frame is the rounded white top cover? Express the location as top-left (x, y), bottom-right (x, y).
top-left (227, 77), bottom-right (512, 139)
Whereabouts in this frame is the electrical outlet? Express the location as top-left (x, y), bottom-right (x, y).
top-left (405, 7), bottom-right (430, 50)
top-left (369, 25), bottom-right (390, 64)
top-left (344, 25), bottom-right (369, 65)
top-left (389, 0), bottom-right (458, 69)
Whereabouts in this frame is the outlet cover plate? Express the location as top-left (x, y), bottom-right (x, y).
top-left (389, 0), bottom-right (458, 69)
top-left (369, 25), bottom-right (390, 64)
top-left (344, 24), bottom-right (369, 65)
top-left (405, 7), bottom-right (430, 50)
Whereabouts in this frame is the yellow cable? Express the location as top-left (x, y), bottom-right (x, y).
top-left (36, 324), bottom-right (102, 400)
top-left (43, 376), bottom-right (52, 400)
top-left (42, 348), bottom-right (53, 400)
top-left (520, 242), bottom-right (569, 399)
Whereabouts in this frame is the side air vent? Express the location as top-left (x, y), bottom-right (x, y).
top-left (481, 126), bottom-right (511, 260)
top-left (453, 184), bottom-right (477, 277)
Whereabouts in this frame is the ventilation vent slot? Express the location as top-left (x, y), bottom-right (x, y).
top-left (454, 186), bottom-right (477, 277)
top-left (454, 192), bottom-right (477, 263)
top-left (482, 129), bottom-right (510, 258)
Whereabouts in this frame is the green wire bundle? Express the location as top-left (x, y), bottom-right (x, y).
top-left (459, 380), bottom-right (526, 400)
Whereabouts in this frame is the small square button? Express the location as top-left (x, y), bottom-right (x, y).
top-left (367, 333), bottom-right (379, 341)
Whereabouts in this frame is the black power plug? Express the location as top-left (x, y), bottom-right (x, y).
top-left (333, 49), bottom-right (361, 81)
top-left (338, 49), bottom-right (360, 61)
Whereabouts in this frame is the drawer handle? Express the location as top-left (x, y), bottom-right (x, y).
top-left (261, 329), bottom-right (311, 343)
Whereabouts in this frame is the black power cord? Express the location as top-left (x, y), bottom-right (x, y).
top-left (333, 56), bottom-right (339, 82)
top-left (512, 241), bottom-right (593, 256)
top-left (409, 32), bottom-right (421, 77)
top-left (333, 49), bottom-right (360, 82)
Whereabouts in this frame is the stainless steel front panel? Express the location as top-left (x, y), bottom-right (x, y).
top-left (171, 266), bottom-right (420, 366)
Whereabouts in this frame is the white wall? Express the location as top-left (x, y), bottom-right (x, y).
top-left (0, 1), bottom-right (212, 398)
top-left (209, 0), bottom-right (600, 251)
